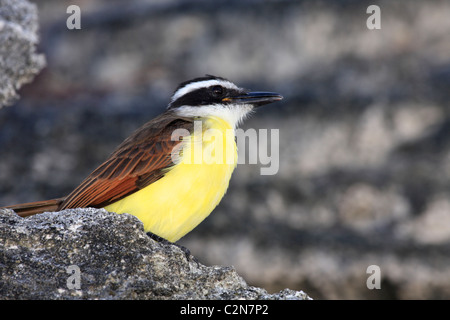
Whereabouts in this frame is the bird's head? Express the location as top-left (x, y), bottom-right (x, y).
top-left (168, 75), bottom-right (283, 128)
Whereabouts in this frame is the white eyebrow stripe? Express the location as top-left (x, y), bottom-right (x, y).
top-left (170, 80), bottom-right (240, 104)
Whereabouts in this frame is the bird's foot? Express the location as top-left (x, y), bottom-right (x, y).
top-left (146, 232), bottom-right (198, 264)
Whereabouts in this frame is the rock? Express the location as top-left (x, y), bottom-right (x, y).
top-left (0, 208), bottom-right (311, 300)
top-left (0, 0), bottom-right (46, 108)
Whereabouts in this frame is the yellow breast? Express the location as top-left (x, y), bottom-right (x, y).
top-left (104, 116), bottom-right (237, 242)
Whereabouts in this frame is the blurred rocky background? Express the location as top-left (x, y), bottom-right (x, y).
top-left (1, 0), bottom-right (450, 299)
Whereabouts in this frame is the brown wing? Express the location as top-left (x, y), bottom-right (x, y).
top-left (4, 198), bottom-right (65, 217)
top-left (59, 112), bottom-right (193, 210)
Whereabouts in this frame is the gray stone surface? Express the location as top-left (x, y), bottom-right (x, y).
top-left (0, 208), bottom-right (311, 300)
top-left (0, 0), bottom-right (45, 108)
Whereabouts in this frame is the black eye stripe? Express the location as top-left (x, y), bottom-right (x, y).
top-left (169, 87), bottom-right (243, 109)
top-left (169, 88), bottom-right (214, 108)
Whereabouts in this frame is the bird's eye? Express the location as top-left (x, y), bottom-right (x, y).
top-left (211, 85), bottom-right (224, 97)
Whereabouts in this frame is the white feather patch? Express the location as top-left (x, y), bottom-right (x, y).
top-left (174, 104), bottom-right (254, 128)
top-left (171, 79), bottom-right (240, 104)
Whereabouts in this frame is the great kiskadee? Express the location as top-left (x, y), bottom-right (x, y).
top-left (2, 75), bottom-right (282, 242)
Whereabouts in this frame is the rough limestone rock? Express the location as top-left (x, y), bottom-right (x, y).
top-left (0, 208), bottom-right (310, 300)
top-left (0, 0), bottom-right (46, 108)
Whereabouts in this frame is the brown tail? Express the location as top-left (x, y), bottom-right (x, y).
top-left (1, 198), bottom-right (66, 217)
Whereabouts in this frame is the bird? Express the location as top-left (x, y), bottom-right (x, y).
top-left (2, 75), bottom-right (283, 242)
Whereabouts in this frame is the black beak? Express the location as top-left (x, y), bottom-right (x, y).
top-left (222, 91), bottom-right (283, 107)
